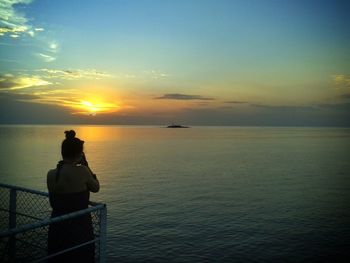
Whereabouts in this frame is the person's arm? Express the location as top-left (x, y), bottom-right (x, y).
top-left (78, 153), bottom-right (100, 192)
top-left (47, 170), bottom-right (54, 192)
top-left (83, 166), bottom-right (100, 193)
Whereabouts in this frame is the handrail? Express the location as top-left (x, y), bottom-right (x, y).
top-left (0, 183), bottom-right (48, 197)
top-left (32, 237), bottom-right (100, 262)
top-left (0, 203), bottom-right (105, 238)
top-left (0, 183), bottom-right (107, 262)
top-left (0, 182), bottom-right (100, 206)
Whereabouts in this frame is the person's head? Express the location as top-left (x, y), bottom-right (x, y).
top-left (61, 130), bottom-right (84, 161)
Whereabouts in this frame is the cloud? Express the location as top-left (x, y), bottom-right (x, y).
top-left (0, 90), bottom-right (39, 100)
top-left (0, 74), bottom-right (52, 90)
top-left (38, 68), bottom-right (112, 80)
top-left (0, 0), bottom-right (35, 37)
top-left (27, 27), bottom-right (45, 37)
top-left (144, 70), bottom-right (170, 79)
top-left (0, 68), bottom-right (114, 116)
top-left (224, 101), bottom-right (248, 104)
top-left (339, 93), bottom-right (350, 100)
top-left (317, 102), bottom-right (350, 111)
top-left (37, 53), bottom-right (56, 62)
top-left (48, 41), bottom-right (59, 53)
top-left (155, 93), bottom-right (214, 101)
top-left (0, 91), bottom-right (78, 124)
top-left (251, 104), bottom-right (316, 111)
top-left (32, 88), bottom-right (79, 96)
top-left (333, 74), bottom-right (350, 88)
top-left (27, 30), bottom-right (34, 37)
top-left (176, 103), bottom-right (350, 126)
top-left (1, 84), bottom-right (118, 117)
top-left (0, 89), bottom-right (349, 126)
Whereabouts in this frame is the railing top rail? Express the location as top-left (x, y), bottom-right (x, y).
top-left (0, 182), bottom-right (48, 197)
top-left (0, 182), bottom-right (102, 206)
top-left (0, 183), bottom-right (106, 238)
top-left (0, 203), bottom-right (106, 238)
top-left (0, 183), bottom-right (107, 262)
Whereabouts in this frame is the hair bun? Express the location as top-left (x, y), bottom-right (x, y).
top-left (65, 130), bottom-right (76, 140)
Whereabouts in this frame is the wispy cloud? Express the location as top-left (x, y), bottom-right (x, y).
top-left (0, 74), bottom-right (52, 90)
top-left (333, 74), bottom-right (350, 88)
top-left (251, 104), bottom-right (315, 111)
top-left (31, 93), bottom-right (120, 116)
top-left (0, 91), bottom-right (39, 100)
top-left (37, 53), bottom-right (56, 62)
top-left (0, 0), bottom-right (38, 37)
top-left (155, 93), bottom-right (214, 101)
top-left (0, 67), bottom-right (112, 93)
top-left (317, 102), bottom-right (350, 111)
top-left (0, 80), bottom-right (119, 116)
top-left (0, 70), bottom-right (119, 115)
top-left (27, 27), bottom-right (44, 37)
top-left (224, 101), bottom-right (248, 104)
top-left (112, 70), bottom-right (170, 81)
top-left (38, 68), bottom-right (112, 80)
top-left (48, 41), bottom-right (59, 53)
top-left (339, 93), bottom-right (350, 100)
top-left (0, 1), bottom-right (53, 65)
top-left (32, 89), bottom-right (79, 96)
top-left (144, 70), bottom-right (170, 80)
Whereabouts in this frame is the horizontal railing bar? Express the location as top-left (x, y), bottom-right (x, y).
top-left (0, 183), bottom-right (102, 207)
top-left (0, 204), bottom-right (106, 238)
top-left (0, 208), bottom-right (52, 223)
top-left (13, 236), bottom-right (47, 250)
top-left (0, 183), bottom-right (48, 197)
top-left (31, 237), bottom-right (100, 263)
top-left (0, 183), bottom-right (107, 262)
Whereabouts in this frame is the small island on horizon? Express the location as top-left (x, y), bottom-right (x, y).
top-left (166, 124), bottom-right (190, 128)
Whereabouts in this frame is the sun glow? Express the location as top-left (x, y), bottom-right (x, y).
top-left (76, 99), bottom-right (120, 115)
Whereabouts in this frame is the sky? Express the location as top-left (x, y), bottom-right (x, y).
top-left (0, 0), bottom-right (349, 126)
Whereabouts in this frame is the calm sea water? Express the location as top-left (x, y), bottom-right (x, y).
top-left (0, 125), bottom-right (350, 262)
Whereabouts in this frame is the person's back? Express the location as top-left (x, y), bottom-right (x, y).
top-left (47, 130), bottom-right (99, 263)
top-left (47, 164), bottom-right (99, 194)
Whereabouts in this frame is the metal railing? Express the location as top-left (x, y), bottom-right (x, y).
top-left (0, 183), bottom-right (106, 262)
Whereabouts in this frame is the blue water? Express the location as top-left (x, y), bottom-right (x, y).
top-left (1, 125), bottom-right (350, 262)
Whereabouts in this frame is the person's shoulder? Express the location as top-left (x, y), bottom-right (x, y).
top-left (76, 165), bottom-right (91, 175)
top-left (47, 168), bottom-right (57, 178)
top-left (76, 165), bottom-right (94, 182)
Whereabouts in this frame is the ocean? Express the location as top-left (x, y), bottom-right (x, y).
top-left (0, 125), bottom-right (349, 262)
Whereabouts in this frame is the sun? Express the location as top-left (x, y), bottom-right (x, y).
top-left (81, 101), bottom-right (98, 114)
top-left (77, 100), bottom-right (119, 115)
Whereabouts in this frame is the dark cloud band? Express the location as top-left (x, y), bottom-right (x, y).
top-left (155, 93), bottom-right (214, 101)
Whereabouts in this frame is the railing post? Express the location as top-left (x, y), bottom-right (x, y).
top-left (9, 188), bottom-right (17, 261)
top-left (99, 204), bottom-right (107, 263)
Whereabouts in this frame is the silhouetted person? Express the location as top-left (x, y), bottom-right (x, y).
top-left (47, 130), bottom-right (100, 263)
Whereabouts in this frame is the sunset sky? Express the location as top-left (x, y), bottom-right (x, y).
top-left (0, 0), bottom-right (349, 125)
